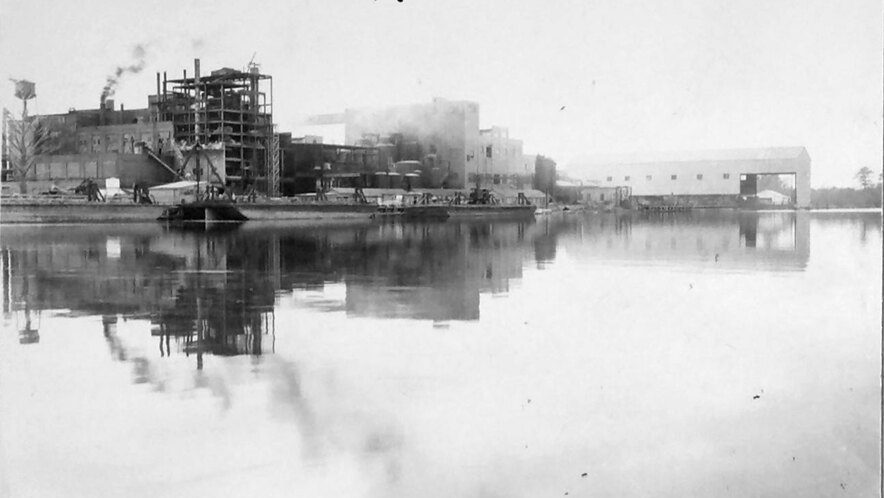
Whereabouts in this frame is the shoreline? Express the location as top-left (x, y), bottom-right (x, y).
top-left (0, 200), bottom-right (538, 224)
top-left (2, 200), bottom-right (876, 225)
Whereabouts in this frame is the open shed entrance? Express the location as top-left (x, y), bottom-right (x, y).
top-left (740, 173), bottom-right (797, 206)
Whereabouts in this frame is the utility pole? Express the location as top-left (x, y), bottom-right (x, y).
top-left (193, 59), bottom-right (203, 199)
top-left (2, 103), bottom-right (7, 181)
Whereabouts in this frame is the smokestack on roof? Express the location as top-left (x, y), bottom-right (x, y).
top-left (100, 44), bottom-right (147, 110)
top-left (99, 99), bottom-right (114, 126)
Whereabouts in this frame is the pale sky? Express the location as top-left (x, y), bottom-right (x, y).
top-left (1, 0), bottom-right (881, 187)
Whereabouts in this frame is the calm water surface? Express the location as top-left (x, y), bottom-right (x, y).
top-left (0, 211), bottom-right (880, 497)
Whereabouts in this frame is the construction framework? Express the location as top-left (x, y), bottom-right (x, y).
top-left (159, 61), bottom-right (276, 194)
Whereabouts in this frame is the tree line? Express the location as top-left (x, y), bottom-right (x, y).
top-left (810, 167), bottom-right (882, 209)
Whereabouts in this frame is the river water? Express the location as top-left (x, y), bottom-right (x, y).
top-left (0, 210), bottom-right (880, 497)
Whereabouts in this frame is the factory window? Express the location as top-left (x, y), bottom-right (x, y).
top-left (103, 160), bottom-right (117, 177)
top-left (50, 162), bottom-right (66, 178)
top-left (671, 174), bottom-right (678, 180)
top-left (600, 194), bottom-right (605, 201)
top-left (606, 176), bottom-right (613, 182)
top-left (646, 175), bottom-right (652, 181)
top-left (67, 162), bottom-right (81, 178)
top-left (723, 173), bottom-right (730, 179)
top-left (624, 176), bottom-right (630, 181)
top-left (36, 163), bottom-right (50, 180)
top-left (696, 174), bottom-right (703, 180)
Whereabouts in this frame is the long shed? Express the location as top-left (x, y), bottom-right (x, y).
top-left (570, 147), bottom-right (811, 207)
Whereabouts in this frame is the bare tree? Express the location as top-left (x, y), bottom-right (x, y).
top-left (854, 167), bottom-right (874, 189)
top-left (3, 109), bottom-right (52, 194)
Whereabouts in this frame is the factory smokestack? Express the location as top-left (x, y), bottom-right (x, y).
top-left (100, 44), bottom-right (147, 108)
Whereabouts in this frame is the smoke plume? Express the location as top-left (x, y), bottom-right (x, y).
top-left (100, 44), bottom-right (148, 105)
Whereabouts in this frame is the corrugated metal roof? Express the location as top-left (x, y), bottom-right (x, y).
top-left (573, 146), bottom-right (809, 166)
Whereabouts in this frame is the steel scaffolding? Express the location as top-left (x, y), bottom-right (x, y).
top-left (160, 62), bottom-right (274, 193)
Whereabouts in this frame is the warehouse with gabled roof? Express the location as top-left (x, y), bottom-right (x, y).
top-left (571, 146), bottom-right (811, 207)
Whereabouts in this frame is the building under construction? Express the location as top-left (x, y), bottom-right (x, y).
top-left (157, 60), bottom-right (278, 195)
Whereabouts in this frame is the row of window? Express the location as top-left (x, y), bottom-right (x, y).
top-left (607, 173), bottom-right (732, 182)
top-left (77, 132), bottom-right (173, 154)
top-left (31, 160), bottom-right (116, 180)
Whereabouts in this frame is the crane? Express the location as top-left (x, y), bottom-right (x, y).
top-left (246, 52), bottom-right (261, 73)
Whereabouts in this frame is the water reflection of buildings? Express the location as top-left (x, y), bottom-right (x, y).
top-left (1, 225), bottom-right (278, 360)
top-left (331, 222), bottom-right (531, 320)
top-left (545, 211), bottom-right (812, 271)
top-left (2, 253), bottom-right (40, 344)
top-left (0, 220), bottom-right (539, 348)
top-left (1, 212), bottom-right (825, 350)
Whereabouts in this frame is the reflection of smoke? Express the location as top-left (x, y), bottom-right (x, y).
top-left (102, 315), bottom-right (169, 392)
top-left (266, 357), bottom-right (404, 488)
top-left (269, 358), bottom-right (319, 453)
top-left (100, 44), bottom-right (148, 105)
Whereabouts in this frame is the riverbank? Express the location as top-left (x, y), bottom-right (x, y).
top-left (0, 199), bottom-right (536, 224)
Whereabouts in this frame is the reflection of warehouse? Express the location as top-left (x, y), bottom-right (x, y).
top-left (572, 147), bottom-right (811, 207)
top-left (551, 211), bottom-right (810, 271)
top-left (2, 212), bottom-right (829, 349)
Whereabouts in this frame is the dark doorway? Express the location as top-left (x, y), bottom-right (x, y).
top-left (739, 214), bottom-right (758, 248)
top-left (740, 174), bottom-right (757, 196)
